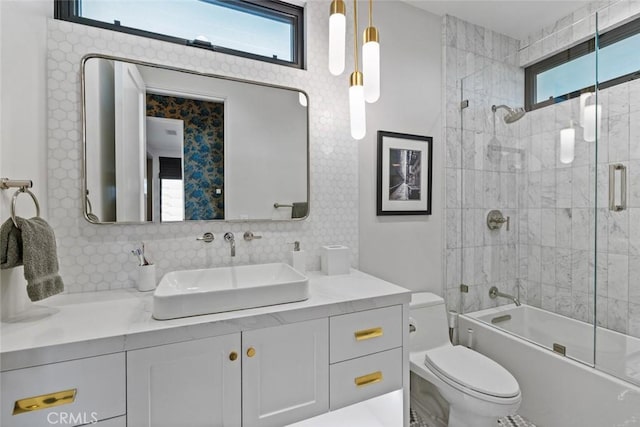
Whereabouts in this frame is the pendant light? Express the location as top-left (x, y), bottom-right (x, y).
top-left (349, 0), bottom-right (366, 139)
top-left (328, 0), bottom-right (346, 76)
top-left (362, 0), bottom-right (380, 103)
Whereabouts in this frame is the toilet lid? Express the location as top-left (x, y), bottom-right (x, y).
top-left (424, 345), bottom-right (520, 398)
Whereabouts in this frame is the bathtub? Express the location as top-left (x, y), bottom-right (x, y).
top-left (459, 304), bottom-right (640, 426)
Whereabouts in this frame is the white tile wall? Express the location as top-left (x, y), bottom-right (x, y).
top-left (46, 1), bottom-right (359, 293)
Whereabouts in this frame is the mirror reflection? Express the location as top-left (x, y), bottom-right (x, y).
top-left (82, 55), bottom-right (309, 224)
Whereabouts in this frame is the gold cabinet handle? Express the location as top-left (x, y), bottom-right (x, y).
top-left (354, 327), bottom-right (383, 341)
top-left (13, 388), bottom-right (77, 415)
top-left (354, 371), bottom-right (383, 387)
top-left (229, 351), bottom-right (238, 361)
top-left (247, 347), bottom-right (256, 358)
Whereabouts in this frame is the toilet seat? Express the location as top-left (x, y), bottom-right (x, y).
top-left (423, 345), bottom-right (520, 402)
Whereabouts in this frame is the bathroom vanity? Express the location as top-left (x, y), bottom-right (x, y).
top-left (0, 270), bottom-right (410, 427)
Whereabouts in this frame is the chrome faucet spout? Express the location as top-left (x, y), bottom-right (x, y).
top-left (489, 286), bottom-right (521, 306)
top-left (224, 232), bottom-right (235, 257)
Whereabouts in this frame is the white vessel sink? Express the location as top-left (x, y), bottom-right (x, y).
top-left (152, 263), bottom-right (309, 320)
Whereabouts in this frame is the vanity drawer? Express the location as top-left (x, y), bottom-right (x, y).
top-left (329, 347), bottom-right (402, 410)
top-left (1, 353), bottom-right (125, 427)
top-left (329, 305), bottom-right (402, 363)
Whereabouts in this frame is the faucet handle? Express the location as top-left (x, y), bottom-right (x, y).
top-left (224, 232), bottom-right (235, 242)
top-left (196, 232), bottom-right (215, 243)
top-left (243, 231), bottom-right (262, 241)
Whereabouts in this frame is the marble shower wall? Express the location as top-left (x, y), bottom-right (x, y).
top-left (442, 15), bottom-right (523, 313)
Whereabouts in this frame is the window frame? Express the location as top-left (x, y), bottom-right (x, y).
top-left (54, 0), bottom-right (305, 69)
top-left (525, 17), bottom-right (640, 111)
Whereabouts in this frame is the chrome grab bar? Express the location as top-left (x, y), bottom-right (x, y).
top-left (609, 164), bottom-right (627, 212)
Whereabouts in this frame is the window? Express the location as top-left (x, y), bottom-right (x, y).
top-left (525, 17), bottom-right (640, 111)
top-left (55, 0), bottom-right (304, 69)
top-left (159, 157), bottom-right (184, 222)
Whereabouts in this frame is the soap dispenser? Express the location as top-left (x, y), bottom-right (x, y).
top-left (289, 241), bottom-right (306, 274)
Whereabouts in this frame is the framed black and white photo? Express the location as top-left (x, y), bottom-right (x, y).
top-left (377, 131), bottom-right (433, 216)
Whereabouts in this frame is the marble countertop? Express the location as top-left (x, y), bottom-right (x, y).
top-left (0, 270), bottom-right (410, 371)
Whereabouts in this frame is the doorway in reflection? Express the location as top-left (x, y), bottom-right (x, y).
top-left (146, 94), bottom-right (225, 221)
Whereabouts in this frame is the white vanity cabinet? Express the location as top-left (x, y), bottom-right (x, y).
top-left (328, 306), bottom-right (404, 410)
top-left (0, 353), bottom-right (125, 427)
top-left (1, 271), bottom-right (411, 427)
top-left (126, 318), bottom-right (329, 427)
top-left (242, 318), bottom-right (329, 427)
top-left (127, 334), bottom-right (242, 427)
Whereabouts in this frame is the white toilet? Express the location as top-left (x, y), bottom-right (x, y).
top-left (409, 292), bottom-right (521, 427)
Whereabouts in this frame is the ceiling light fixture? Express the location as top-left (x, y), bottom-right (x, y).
top-left (362, 0), bottom-right (380, 103)
top-left (349, 0), bottom-right (366, 139)
top-left (328, 0), bottom-right (346, 76)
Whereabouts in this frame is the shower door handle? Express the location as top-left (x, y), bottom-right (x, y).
top-left (609, 164), bottom-right (627, 212)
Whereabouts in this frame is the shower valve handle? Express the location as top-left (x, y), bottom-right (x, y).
top-left (487, 210), bottom-right (510, 231)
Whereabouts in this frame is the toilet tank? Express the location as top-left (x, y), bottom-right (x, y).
top-left (409, 292), bottom-right (451, 352)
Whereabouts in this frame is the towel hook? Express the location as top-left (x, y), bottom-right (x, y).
top-left (11, 187), bottom-right (40, 228)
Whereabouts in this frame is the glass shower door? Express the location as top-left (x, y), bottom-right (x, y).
top-left (457, 61), bottom-right (521, 318)
top-left (456, 30), bottom-right (598, 367)
top-left (593, 11), bottom-right (640, 387)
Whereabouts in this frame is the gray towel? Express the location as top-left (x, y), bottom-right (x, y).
top-left (0, 217), bottom-right (64, 301)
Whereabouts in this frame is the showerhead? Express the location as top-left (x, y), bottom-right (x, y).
top-left (491, 104), bottom-right (526, 124)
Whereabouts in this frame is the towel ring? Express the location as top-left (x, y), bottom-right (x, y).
top-left (11, 187), bottom-right (40, 228)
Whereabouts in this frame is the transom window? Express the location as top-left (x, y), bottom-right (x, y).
top-left (55, 0), bottom-right (304, 69)
top-left (525, 17), bottom-right (640, 111)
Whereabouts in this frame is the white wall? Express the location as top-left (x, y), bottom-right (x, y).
top-left (358, 1), bottom-right (444, 294)
top-left (0, 1), bottom-right (51, 222)
top-left (1, 0), bottom-right (443, 294)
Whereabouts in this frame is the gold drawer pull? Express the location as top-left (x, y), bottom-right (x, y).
top-left (13, 388), bottom-right (77, 415)
top-left (354, 371), bottom-right (383, 387)
top-left (354, 327), bottom-right (383, 341)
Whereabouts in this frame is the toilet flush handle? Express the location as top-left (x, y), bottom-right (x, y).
top-left (409, 317), bottom-right (417, 333)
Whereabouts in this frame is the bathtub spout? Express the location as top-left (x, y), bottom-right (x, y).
top-left (489, 286), bottom-right (521, 306)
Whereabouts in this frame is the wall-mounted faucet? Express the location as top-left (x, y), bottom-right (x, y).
top-left (489, 286), bottom-right (521, 306)
top-left (196, 232), bottom-right (215, 243)
top-left (243, 231), bottom-right (262, 241)
top-left (224, 232), bottom-right (235, 257)
top-left (487, 210), bottom-right (510, 231)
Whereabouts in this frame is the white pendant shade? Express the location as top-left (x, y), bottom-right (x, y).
top-left (329, 13), bottom-right (346, 75)
top-left (349, 84), bottom-right (366, 140)
top-left (579, 93), bottom-right (593, 128)
top-left (583, 104), bottom-right (602, 142)
top-left (363, 40), bottom-right (380, 103)
top-left (560, 127), bottom-right (575, 164)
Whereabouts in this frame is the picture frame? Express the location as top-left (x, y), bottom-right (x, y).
top-left (377, 131), bottom-right (433, 216)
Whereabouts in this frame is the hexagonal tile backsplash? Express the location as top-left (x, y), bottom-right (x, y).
top-left (47, 2), bottom-right (359, 293)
